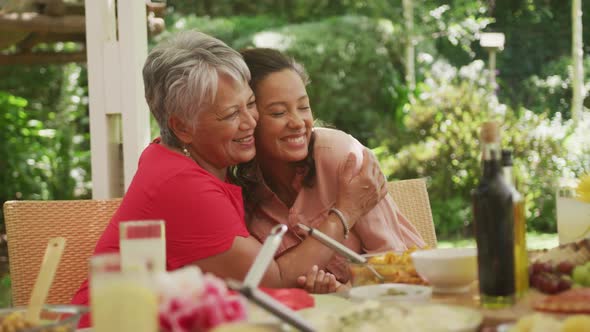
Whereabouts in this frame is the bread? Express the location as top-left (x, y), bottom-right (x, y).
top-left (533, 239), bottom-right (590, 266)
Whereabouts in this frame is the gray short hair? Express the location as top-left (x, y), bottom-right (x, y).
top-left (143, 30), bottom-right (251, 146)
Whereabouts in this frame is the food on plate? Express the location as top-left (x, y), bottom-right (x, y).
top-left (572, 261), bottom-right (590, 286)
top-left (533, 288), bottom-right (590, 314)
top-left (509, 313), bottom-right (590, 332)
top-left (0, 311), bottom-right (71, 332)
top-left (533, 239), bottom-right (590, 266)
top-left (561, 315), bottom-right (590, 332)
top-left (528, 261), bottom-right (573, 294)
top-left (366, 248), bottom-right (421, 265)
top-left (348, 284), bottom-right (431, 303)
top-left (349, 248), bottom-right (427, 286)
top-left (385, 288), bottom-right (408, 296)
top-left (302, 301), bottom-right (482, 332)
top-left (529, 239), bottom-right (590, 294)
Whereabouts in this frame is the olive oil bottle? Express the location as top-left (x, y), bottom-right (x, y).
top-left (472, 122), bottom-right (516, 308)
top-left (502, 150), bottom-right (529, 299)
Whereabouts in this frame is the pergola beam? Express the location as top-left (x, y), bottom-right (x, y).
top-left (0, 12), bottom-right (85, 34)
top-left (0, 51), bottom-right (85, 65)
top-left (17, 32), bottom-right (86, 50)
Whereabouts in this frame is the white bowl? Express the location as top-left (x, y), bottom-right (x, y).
top-left (411, 248), bottom-right (478, 294)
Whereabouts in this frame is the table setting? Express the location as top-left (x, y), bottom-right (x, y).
top-left (1, 234), bottom-right (589, 332)
top-left (2, 167), bottom-right (590, 332)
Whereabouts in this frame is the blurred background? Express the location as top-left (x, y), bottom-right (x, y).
top-left (1, 0), bottom-right (589, 305)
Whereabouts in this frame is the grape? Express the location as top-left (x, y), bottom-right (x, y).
top-left (528, 261), bottom-right (580, 294)
top-left (557, 277), bottom-right (572, 292)
top-left (556, 261), bottom-right (574, 275)
top-left (531, 262), bottom-right (553, 274)
top-left (541, 274), bottom-right (559, 294)
top-left (530, 273), bottom-right (544, 289)
top-left (542, 262), bottom-right (554, 273)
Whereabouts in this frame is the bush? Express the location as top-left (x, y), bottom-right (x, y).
top-left (154, 14), bottom-right (286, 47)
top-left (518, 55), bottom-right (590, 118)
top-left (234, 15), bottom-right (407, 145)
top-left (376, 58), bottom-right (586, 238)
top-left (0, 64), bottom-right (91, 230)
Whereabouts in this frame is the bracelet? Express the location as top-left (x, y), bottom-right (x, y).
top-left (329, 207), bottom-right (350, 239)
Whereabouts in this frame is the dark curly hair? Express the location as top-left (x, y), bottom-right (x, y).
top-left (229, 48), bottom-right (317, 218)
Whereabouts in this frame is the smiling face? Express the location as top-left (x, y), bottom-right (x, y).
top-left (183, 73), bottom-right (259, 175)
top-left (253, 69), bottom-right (313, 164)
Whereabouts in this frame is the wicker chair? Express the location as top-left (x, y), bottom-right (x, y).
top-left (387, 179), bottom-right (437, 247)
top-left (3, 199), bottom-right (121, 306)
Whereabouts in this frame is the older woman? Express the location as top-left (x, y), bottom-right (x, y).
top-left (234, 48), bottom-right (426, 289)
top-left (71, 31), bottom-right (387, 326)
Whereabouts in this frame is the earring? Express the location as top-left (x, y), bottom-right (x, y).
top-left (182, 146), bottom-right (191, 158)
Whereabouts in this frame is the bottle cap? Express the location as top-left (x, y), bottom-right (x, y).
top-left (501, 150), bottom-right (513, 166)
top-left (480, 121), bottom-right (500, 144)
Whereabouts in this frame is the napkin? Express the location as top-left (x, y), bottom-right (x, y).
top-left (259, 287), bottom-right (315, 311)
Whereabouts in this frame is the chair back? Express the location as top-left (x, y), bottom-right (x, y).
top-left (387, 179), bottom-right (437, 247)
top-left (3, 199), bottom-right (121, 306)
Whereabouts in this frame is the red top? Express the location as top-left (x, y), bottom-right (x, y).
top-left (71, 140), bottom-right (250, 327)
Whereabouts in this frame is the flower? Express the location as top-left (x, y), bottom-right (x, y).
top-left (156, 266), bottom-right (247, 332)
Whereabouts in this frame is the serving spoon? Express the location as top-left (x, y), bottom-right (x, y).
top-left (24, 237), bottom-right (66, 325)
top-left (296, 223), bottom-right (384, 282)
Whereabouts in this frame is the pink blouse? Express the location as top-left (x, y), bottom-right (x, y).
top-left (247, 128), bottom-right (425, 282)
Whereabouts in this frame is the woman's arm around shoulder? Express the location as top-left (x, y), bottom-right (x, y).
top-left (313, 127), bottom-right (366, 182)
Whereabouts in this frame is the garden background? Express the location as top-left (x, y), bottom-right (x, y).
top-left (1, 0), bottom-right (590, 304)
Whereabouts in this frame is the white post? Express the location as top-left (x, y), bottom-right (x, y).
top-left (572, 0), bottom-right (584, 125)
top-left (117, 0), bottom-right (150, 190)
top-left (85, 0), bottom-right (150, 198)
top-left (489, 50), bottom-right (497, 93)
top-left (402, 0), bottom-right (415, 91)
top-left (85, 0), bottom-right (119, 199)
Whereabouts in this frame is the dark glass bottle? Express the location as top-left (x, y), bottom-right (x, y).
top-left (472, 122), bottom-right (516, 308)
top-left (502, 150), bottom-right (529, 299)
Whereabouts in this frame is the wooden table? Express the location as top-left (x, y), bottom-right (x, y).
top-left (431, 282), bottom-right (550, 329)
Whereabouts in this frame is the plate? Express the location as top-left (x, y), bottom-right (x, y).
top-left (294, 294), bottom-right (355, 331)
top-left (348, 283), bottom-right (432, 302)
top-left (401, 304), bottom-right (483, 332)
top-left (297, 299), bottom-right (483, 332)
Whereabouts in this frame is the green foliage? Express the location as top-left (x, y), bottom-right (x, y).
top-left (0, 275), bottom-right (10, 307)
top-left (233, 15), bottom-right (406, 144)
top-left (160, 3), bottom-right (493, 146)
top-left (0, 92), bottom-right (50, 226)
top-left (167, 0), bottom-right (403, 22)
top-left (518, 56), bottom-right (590, 118)
top-left (376, 59), bottom-right (586, 237)
top-left (0, 64), bottom-right (91, 230)
top-left (487, 0), bottom-right (590, 108)
top-left (0, 65), bottom-right (64, 118)
top-left (155, 14), bottom-right (286, 47)
top-left (1, 1), bottom-right (586, 241)
top-left (431, 197), bottom-right (472, 239)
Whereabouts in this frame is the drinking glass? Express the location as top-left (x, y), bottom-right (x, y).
top-left (556, 186), bottom-right (590, 244)
top-left (120, 220), bottom-right (166, 273)
top-left (90, 253), bottom-right (158, 332)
